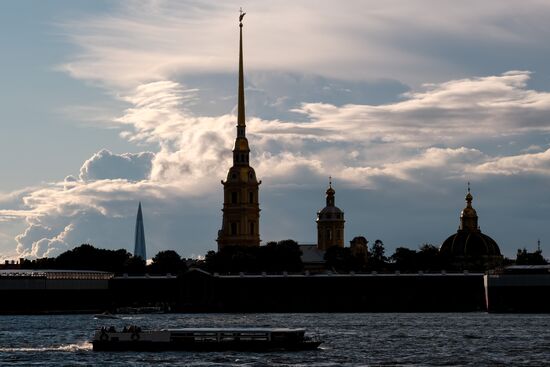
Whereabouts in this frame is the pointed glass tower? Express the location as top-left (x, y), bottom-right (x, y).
top-left (134, 202), bottom-right (147, 260)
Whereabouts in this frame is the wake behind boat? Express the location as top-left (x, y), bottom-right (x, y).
top-left (93, 312), bottom-right (119, 320)
top-left (92, 326), bottom-right (322, 352)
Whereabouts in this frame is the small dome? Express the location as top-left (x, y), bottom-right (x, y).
top-left (317, 178), bottom-right (344, 222)
top-left (319, 205), bottom-right (344, 215)
top-left (461, 206), bottom-right (477, 218)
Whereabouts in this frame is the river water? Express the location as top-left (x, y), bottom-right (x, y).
top-left (0, 313), bottom-right (549, 366)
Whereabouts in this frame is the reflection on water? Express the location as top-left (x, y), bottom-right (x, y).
top-left (0, 313), bottom-right (549, 366)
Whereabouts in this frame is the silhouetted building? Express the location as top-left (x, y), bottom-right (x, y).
top-left (217, 13), bottom-right (261, 250)
top-left (350, 236), bottom-right (369, 262)
top-left (134, 202), bottom-right (147, 260)
top-left (440, 185), bottom-right (502, 270)
top-left (317, 179), bottom-right (345, 250)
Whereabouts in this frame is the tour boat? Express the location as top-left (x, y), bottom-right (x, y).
top-left (92, 326), bottom-right (322, 351)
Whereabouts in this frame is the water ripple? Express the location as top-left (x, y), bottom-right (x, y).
top-left (0, 313), bottom-right (549, 366)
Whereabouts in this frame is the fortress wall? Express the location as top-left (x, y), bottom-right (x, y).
top-left (0, 273), bottom-right (486, 313)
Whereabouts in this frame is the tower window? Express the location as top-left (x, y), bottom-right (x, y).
top-left (231, 222), bottom-right (238, 235)
top-left (249, 221), bottom-right (255, 235)
top-left (249, 192), bottom-right (254, 203)
top-left (326, 229), bottom-right (332, 241)
top-left (231, 192), bottom-right (238, 204)
top-left (337, 230), bottom-right (341, 240)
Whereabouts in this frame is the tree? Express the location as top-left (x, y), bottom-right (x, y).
top-left (516, 248), bottom-right (547, 265)
top-left (202, 240), bottom-right (303, 274)
top-left (390, 247), bottom-right (417, 272)
top-left (416, 244), bottom-right (442, 271)
top-left (148, 250), bottom-right (187, 275)
top-left (263, 240), bottom-right (303, 272)
top-left (324, 246), bottom-right (354, 272)
top-left (369, 239), bottom-right (387, 270)
top-left (123, 256), bottom-right (146, 274)
top-left (54, 244), bottom-right (131, 272)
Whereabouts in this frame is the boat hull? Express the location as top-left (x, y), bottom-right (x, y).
top-left (93, 339), bottom-right (321, 352)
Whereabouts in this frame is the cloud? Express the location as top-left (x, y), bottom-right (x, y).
top-left (3, 69), bottom-right (550, 258)
top-left (79, 149), bottom-right (155, 181)
top-left (58, 0), bottom-right (550, 88)
top-left (473, 148), bottom-right (550, 176)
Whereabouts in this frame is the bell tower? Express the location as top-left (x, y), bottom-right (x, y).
top-left (217, 10), bottom-right (261, 250)
top-left (316, 178), bottom-right (345, 250)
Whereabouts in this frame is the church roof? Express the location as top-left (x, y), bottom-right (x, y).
top-left (440, 231), bottom-right (501, 257)
top-left (440, 185), bottom-right (501, 258)
top-left (317, 178), bottom-right (344, 219)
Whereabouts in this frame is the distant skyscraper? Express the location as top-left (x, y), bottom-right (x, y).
top-left (134, 202), bottom-right (147, 260)
top-left (217, 11), bottom-right (261, 250)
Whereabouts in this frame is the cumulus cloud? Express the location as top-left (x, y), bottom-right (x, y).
top-left (473, 148), bottom-right (550, 176)
top-left (79, 149), bottom-right (155, 181)
top-left (3, 69), bottom-right (550, 258)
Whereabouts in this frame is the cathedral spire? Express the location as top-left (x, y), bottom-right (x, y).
top-left (231, 9), bottom-right (250, 167)
top-left (237, 8), bottom-right (246, 134)
top-left (217, 11), bottom-right (260, 250)
top-left (326, 176), bottom-right (335, 207)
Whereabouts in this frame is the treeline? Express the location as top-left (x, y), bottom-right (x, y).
top-left (19, 244), bottom-right (188, 275)
top-left (17, 241), bottom-right (547, 275)
top-left (18, 241), bottom-right (304, 275)
top-left (324, 241), bottom-right (445, 273)
top-left (203, 240), bottom-right (303, 274)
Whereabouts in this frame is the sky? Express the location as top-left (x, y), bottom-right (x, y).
top-left (1, 0), bottom-right (550, 261)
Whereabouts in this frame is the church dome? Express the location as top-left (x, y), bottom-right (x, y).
top-left (440, 231), bottom-right (501, 257)
top-left (440, 185), bottom-right (502, 260)
top-left (317, 204), bottom-right (344, 220)
top-left (317, 178), bottom-right (344, 221)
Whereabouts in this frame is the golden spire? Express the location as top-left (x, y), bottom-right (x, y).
top-left (460, 182), bottom-right (479, 232)
top-left (237, 8), bottom-right (246, 131)
top-left (326, 176), bottom-right (335, 205)
top-left (231, 8), bottom-right (250, 167)
top-left (465, 181), bottom-right (473, 207)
